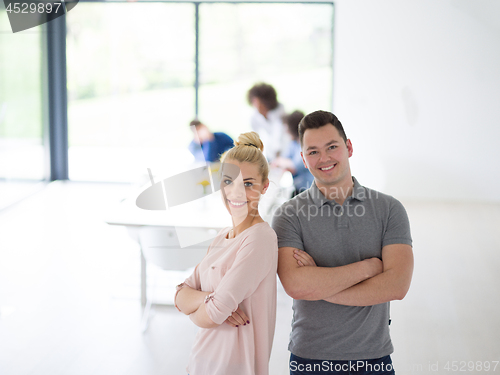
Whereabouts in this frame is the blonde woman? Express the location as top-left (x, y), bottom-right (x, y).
top-left (175, 132), bottom-right (278, 375)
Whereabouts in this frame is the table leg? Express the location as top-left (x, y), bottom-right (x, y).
top-left (141, 248), bottom-right (147, 306)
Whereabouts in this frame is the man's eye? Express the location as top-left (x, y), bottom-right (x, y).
top-left (328, 145), bottom-right (337, 150)
top-left (309, 151), bottom-right (317, 155)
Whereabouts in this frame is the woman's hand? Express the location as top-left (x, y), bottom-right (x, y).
top-left (224, 307), bottom-right (250, 327)
top-left (294, 249), bottom-right (317, 267)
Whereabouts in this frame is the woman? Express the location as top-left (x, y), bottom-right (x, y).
top-left (174, 132), bottom-right (278, 375)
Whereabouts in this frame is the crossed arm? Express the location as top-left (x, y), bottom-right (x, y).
top-left (175, 233), bottom-right (275, 329)
top-left (278, 244), bottom-right (413, 306)
top-left (176, 286), bottom-right (249, 329)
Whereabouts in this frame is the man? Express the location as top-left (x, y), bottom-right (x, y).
top-left (272, 110), bottom-right (413, 375)
top-left (188, 119), bottom-right (233, 163)
top-left (247, 83), bottom-right (290, 161)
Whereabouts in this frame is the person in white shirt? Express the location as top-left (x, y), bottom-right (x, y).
top-left (247, 83), bottom-right (290, 162)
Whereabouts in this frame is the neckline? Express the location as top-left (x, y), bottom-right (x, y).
top-left (223, 221), bottom-right (267, 241)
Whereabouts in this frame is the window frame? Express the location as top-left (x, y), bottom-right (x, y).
top-left (46, 0), bottom-right (334, 181)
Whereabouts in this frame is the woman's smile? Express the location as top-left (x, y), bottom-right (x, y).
top-left (227, 199), bottom-right (248, 208)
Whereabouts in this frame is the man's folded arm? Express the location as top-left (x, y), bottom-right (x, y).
top-left (277, 246), bottom-right (382, 301)
top-left (323, 243), bottom-right (414, 306)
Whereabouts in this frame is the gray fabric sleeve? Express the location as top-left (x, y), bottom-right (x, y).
top-left (382, 198), bottom-right (413, 247)
top-left (271, 203), bottom-right (305, 250)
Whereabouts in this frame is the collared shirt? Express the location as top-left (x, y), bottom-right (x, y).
top-left (272, 177), bottom-right (412, 360)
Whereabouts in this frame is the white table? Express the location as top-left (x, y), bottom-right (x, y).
top-left (105, 166), bottom-right (292, 306)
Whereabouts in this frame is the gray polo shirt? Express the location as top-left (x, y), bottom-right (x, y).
top-left (272, 177), bottom-right (412, 361)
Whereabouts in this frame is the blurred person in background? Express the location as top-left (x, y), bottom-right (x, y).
top-left (271, 110), bottom-right (313, 196)
top-left (188, 119), bottom-right (234, 163)
top-left (247, 82), bottom-right (290, 162)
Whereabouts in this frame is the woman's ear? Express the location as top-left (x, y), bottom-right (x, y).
top-left (262, 179), bottom-right (270, 194)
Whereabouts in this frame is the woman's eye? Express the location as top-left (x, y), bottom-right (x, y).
top-left (223, 179), bottom-right (232, 185)
top-left (244, 182), bottom-right (253, 187)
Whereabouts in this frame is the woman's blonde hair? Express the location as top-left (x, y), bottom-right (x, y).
top-left (220, 131), bottom-right (269, 182)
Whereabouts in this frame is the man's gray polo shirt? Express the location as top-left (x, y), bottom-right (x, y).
top-left (272, 177), bottom-right (412, 361)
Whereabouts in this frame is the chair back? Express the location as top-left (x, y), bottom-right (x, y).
top-left (138, 227), bottom-right (210, 271)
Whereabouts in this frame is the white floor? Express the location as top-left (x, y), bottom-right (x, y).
top-left (0, 181), bottom-right (499, 375)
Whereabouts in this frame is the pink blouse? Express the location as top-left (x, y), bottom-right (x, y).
top-left (177, 222), bottom-right (278, 375)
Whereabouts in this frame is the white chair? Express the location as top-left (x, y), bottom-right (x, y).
top-left (138, 226), bottom-right (210, 332)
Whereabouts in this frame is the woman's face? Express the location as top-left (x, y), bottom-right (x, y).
top-left (220, 160), bottom-right (269, 225)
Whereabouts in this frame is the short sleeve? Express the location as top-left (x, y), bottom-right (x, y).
top-left (271, 202), bottom-right (304, 250)
top-left (382, 198), bottom-right (413, 248)
top-left (204, 226), bottom-right (278, 325)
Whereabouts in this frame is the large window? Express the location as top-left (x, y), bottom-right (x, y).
top-left (66, 3), bottom-right (196, 182)
top-left (198, 3), bottom-right (333, 135)
top-left (66, 1), bottom-right (333, 183)
top-left (0, 4), bottom-right (45, 209)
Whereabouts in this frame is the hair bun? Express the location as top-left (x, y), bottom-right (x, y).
top-left (234, 131), bottom-right (264, 153)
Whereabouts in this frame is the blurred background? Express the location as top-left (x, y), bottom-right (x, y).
top-left (1, 1), bottom-right (499, 374)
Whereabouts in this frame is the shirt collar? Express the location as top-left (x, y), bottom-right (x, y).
top-left (351, 177), bottom-right (367, 202)
top-left (308, 176), bottom-right (366, 206)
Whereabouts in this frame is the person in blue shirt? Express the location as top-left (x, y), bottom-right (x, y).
top-left (271, 111), bottom-right (314, 196)
top-left (188, 119), bottom-right (234, 163)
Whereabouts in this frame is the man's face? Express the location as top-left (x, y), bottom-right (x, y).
top-left (301, 124), bottom-right (353, 188)
top-left (192, 124), bottom-right (210, 144)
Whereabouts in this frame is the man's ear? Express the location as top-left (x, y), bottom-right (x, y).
top-left (346, 139), bottom-right (353, 158)
top-left (300, 152), bottom-right (308, 169)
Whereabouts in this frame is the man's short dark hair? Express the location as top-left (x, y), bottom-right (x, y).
top-left (298, 110), bottom-right (347, 145)
top-left (190, 119), bottom-right (202, 127)
top-left (283, 110), bottom-right (305, 141)
top-left (247, 83), bottom-right (278, 110)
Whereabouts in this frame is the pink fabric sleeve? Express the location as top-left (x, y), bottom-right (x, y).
top-left (204, 229), bottom-right (278, 324)
top-left (174, 264), bottom-right (201, 312)
top-left (183, 263), bottom-right (201, 290)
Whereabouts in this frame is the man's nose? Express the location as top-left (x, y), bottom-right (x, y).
top-left (318, 151), bottom-right (329, 163)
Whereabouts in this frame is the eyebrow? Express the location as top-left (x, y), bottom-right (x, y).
top-left (305, 140), bottom-right (340, 152)
top-left (222, 175), bottom-right (256, 181)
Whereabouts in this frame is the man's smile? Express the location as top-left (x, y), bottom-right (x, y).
top-left (319, 163), bottom-right (337, 171)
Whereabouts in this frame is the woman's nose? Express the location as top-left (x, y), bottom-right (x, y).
top-left (233, 183), bottom-right (245, 197)
top-left (225, 182), bottom-right (244, 197)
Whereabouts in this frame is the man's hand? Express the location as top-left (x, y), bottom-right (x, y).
top-left (293, 249), bottom-right (317, 267)
top-left (224, 307), bottom-right (250, 327)
top-left (364, 257), bottom-right (384, 278)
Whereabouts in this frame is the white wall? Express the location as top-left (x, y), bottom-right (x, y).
top-left (332, 0), bottom-right (500, 202)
